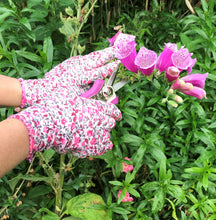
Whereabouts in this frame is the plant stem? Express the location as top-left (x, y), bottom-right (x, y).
top-left (78, 0), bottom-right (98, 35)
top-left (55, 154), bottom-right (66, 216)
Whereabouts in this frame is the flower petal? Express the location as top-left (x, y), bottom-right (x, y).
top-left (156, 43), bottom-right (178, 73)
top-left (108, 31), bottom-right (121, 46)
top-left (181, 87), bottom-right (206, 99)
top-left (180, 73), bottom-right (208, 89)
top-left (172, 47), bottom-right (192, 70)
top-left (135, 47), bottom-right (157, 76)
top-left (166, 66), bottom-right (180, 82)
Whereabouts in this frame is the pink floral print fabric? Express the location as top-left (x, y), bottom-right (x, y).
top-left (19, 46), bottom-right (119, 108)
top-left (10, 93), bottom-right (122, 161)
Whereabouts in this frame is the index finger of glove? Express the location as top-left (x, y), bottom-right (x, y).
top-left (78, 60), bottom-right (121, 85)
top-left (78, 46), bottom-right (117, 70)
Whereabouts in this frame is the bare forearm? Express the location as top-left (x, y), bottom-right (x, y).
top-left (0, 75), bottom-right (22, 107)
top-left (0, 118), bottom-right (29, 178)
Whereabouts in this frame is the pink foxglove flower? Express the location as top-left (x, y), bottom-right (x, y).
top-left (113, 33), bottom-right (138, 73)
top-left (108, 31), bottom-right (121, 46)
top-left (166, 66), bottom-right (180, 82)
top-left (117, 190), bottom-right (133, 202)
top-left (171, 47), bottom-right (196, 74)
top-left (172, 73), bottom-right (208, 99)
top-left (179, 73), bottom-right (208, 89)
top-left (135, 47), bottom-right (157, 76)
top-left (156, 43), bottom-right (178, 73)
top-left (122, 157), bottom-right (134, 173)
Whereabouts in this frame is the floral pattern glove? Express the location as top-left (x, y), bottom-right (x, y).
top-left (19, 46), bottom-right (119, 108)
top-left (9, 93), bottom-right (122, 161)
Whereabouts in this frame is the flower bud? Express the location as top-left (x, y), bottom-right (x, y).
top-left (172, 94), bottom-right (183, 104)
top-left (161, 98), bottom-right (167, 104)
top-left (166, 66), bottom-right (180, 82)
top-left (167, 88), bottom-right (174, 95)
top-left (168, 100), bottom-right (178, 108)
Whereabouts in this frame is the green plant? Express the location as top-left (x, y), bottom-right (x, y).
top-left (1, 1), bottom-right (216, 220)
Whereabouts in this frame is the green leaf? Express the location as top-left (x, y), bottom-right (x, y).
top-left (43, 148), bottom-right (56, 162)
top-left (43, 37), bottom-right (53, 63)
top-left (141, 182), bottom-right (159, 192)
top-left (150, 147), bottom-right (166, 179)
top-left (65, 193), bottom-right (109, 220)
top-left (19, 174), bottom-right (53, 184)
top-left (117, 188), bottom-right (127, 204)
top-left (201, 0), bottom-right (208, 12)
top-left (20, 17), bottom-right (32, 30)
top-left (202, 173), bottom-right (209, 190)
top-left (122, 108), bottom-right (138, 118)
top-left (132, 144), bottom-right (147, 174)
top-left (8, 174), bottom-right (23, 192)
top-left (109, 181), bottom-right (123, 186)
top-left (40, 208), bottom-right (60, 220)
top-left (191, 101), bottom-right (206, 118)
top-left (185, 167), bottom-right (204, 174)
top-left (111, 206), bottom-right (130, 215)
top-left (15, 50), bottom-right (43, 63)
top-left (28, 185), bottom-right (52, 199)
top-left (147, 96), bottom-right (160, 107)
top-left (175, 119), bottom-right (191, 128)
top-left (120, 134), bottom-right (144, 146)
top-left (152, 188), bottom-right (165, 213)
top-left (208, 121), bottom-right (216, 129)
top-left (166, 198), bottom-right (178, 220)
top-left (127, 188), bottom-right (140, 198)
top-left (194, 131), bottom-right (214, 148)
top-left (167, 185), bottom-right (186, 203)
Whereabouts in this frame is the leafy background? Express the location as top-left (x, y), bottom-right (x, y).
top-left (0, 0), bottom-right (216, 219)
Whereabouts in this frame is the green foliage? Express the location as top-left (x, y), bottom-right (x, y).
top-left (1, 0), bottom-right (216, 220)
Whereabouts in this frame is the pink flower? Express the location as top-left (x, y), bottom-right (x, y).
top-left (117, 190), bottom-right (133, 202)
top-left (172, 73), bottom-right (208, 99)
top-left (113, 33), bottom-right (138, 73)
top-left (108, 30), bottom-right (121, 46)
top-left (156, 43), bottom-right (178, 73)
top-left (179, 73), bottom-right (208, 89)
top-left (156, 43), bottom-right (196, 75)
top-left (122, 157), bottom-right (134, 173)
top-left (135, 47), bottom-right (157, 76)
top-left (166, 66), bottom-right (180, 82)
top-left (171, 47), bottom-right (196, 74)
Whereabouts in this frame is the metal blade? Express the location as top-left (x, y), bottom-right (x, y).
top-left (106, 62), bottom-right (121, 86)
top-left (113, 80), bottom-right (129, 92)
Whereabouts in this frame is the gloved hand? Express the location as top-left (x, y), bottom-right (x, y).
top-left (9, 93), bottom-right (122, 161)
top-left (18, 46), bottom-right (119, 108)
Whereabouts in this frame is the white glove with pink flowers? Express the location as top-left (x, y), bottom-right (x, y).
top-left (10, 47), bottom-right (122, 160)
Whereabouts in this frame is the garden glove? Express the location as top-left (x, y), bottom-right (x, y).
top-left (18, 46), bottom-right (119, 108)
top-left (9, 92), bottom-right (122, 161)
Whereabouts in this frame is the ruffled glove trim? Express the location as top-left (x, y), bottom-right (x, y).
top-left (18, 78), bottom-right (28, 109)
top-left (9, 114), bottom-right (35, 161)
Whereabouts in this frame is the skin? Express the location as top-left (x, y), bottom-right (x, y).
top-left (0, 75), bottom-right (30, 178)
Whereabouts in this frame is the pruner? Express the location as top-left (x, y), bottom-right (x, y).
top-left (80, 63), bottom-right (128, 104)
